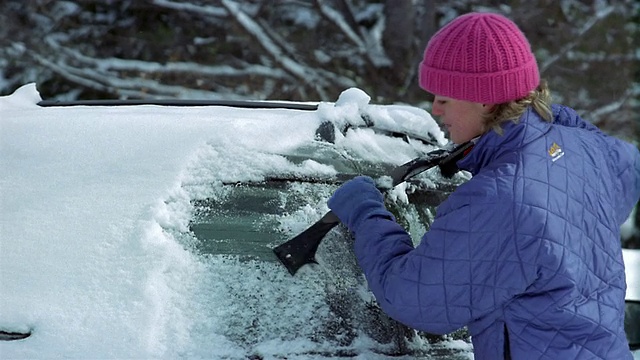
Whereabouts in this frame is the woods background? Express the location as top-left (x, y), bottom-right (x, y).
top-left (1, 0), bottom-right (639, 244)
top-left (1, 0), bottom-right (638, 141)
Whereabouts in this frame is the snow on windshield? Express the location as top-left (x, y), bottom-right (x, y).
top-left (0, 84), bottom-right (478, 358)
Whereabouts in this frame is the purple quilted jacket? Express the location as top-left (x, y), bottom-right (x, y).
top-left (336, 105), bottom-right (640, 359)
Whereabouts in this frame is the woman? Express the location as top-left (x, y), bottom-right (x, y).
top-left (328, 12), bottom-right (639, 359)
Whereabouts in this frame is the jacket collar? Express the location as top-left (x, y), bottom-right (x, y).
top-left (457, 107), bottom-right (551, 175)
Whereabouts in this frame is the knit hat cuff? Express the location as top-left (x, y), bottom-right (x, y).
top-left (419, 58), bottom-right (540, 104)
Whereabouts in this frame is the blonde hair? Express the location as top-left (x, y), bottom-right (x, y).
top-left (483, 80), bottom-right (553, 135)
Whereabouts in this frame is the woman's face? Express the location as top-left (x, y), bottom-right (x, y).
top-left (431, 95), bottom-right (489, 144)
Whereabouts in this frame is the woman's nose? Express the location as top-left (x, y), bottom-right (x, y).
top-left (431, 102), bottom-right (443, 116)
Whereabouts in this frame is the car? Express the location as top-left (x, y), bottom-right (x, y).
top-left (624, 248), bottom-right (640, 351)
top-left (1, 84), bottom-right (637, 358)
top-left (0, 84), bottom-right (471, 358)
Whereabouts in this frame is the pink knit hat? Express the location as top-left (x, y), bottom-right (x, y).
top-left (419, 12), bottom-right (539, 104)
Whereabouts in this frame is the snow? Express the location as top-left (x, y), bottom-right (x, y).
top-left (622, 206), bottom-right (638, 241)
top-left (0, 84), bottom-right (461, 358)
top-left (1, 83), bottom-right (638, 359)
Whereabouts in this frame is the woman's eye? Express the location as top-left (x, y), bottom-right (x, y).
top-left (436, 100), bottom-right (447, 105)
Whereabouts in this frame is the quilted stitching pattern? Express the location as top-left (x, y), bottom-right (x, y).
top-left (351, 105), bottom-right (639, 359)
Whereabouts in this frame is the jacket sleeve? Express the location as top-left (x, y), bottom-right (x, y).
top-left (611, 140), bottom-right (640, 225)
top-left (352, 182), bottom-right (538, 334)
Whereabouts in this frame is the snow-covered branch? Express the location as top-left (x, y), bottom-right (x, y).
top-left (27, 47), bottom-right (235, 99)
top-left (219, 0), bottom-right (310, 83)
top-left (589, 85), bottom-right (639, 124)
top-left (362, 9), bottom-right (391, 68)
top-left (150, 0), bottom-right (228, 17)
top-left (314, 0), bottom-right (365, 49)
top-left (313, 0), bottom-right (390, 68)
top-left (151, 0), bottom-right (356, 98)
top-left (20, 39), bottom-right (257, 99)
top-left (43, 37), bottom-right (291, 79)
top-left (220, 0), bottom-right (357, 98)
top-left (540, 6), bottom-right (614, 73)
top-left (565, 52), bottom-right (639, 62)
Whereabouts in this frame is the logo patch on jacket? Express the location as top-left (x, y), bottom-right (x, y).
top-left (548, 142), bottom-right (565, 162)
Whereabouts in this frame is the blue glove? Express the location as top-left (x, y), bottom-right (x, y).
top-left (328, 176), bottom-right (393, 232)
